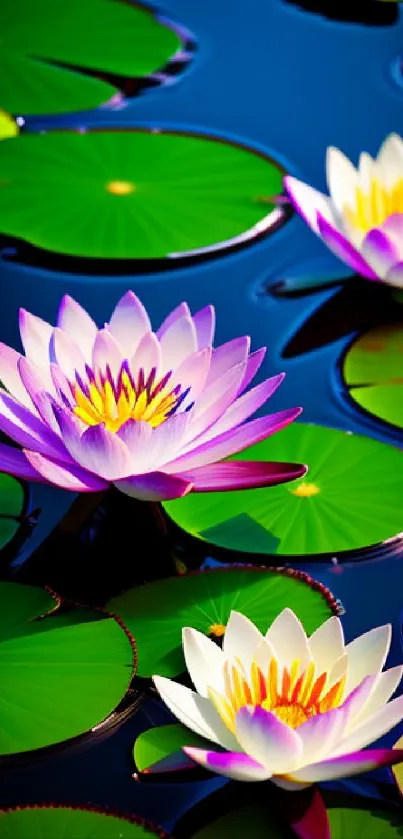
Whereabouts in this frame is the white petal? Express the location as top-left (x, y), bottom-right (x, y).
top-left (328, 654), bottom-right (348, 692)
top-left (157, 303), bottom-right (190, 340)
top-left (297, 706), bottom-right (349, 765)
top-left (57, 295), bottom-right (97, 363)
top-left (153, 676), bottom-right (238, 751)
top-left (92, 328), bottom-right (123, 381)
top-left (377, 133), bottom-right (403, 187)
top-left (326, 146), bottom-right (359, 218)
top-left (117, 420), bottom-right (155, 474)
top-left (19, 309), bottom-right (53, 389)
top-left (205, 337), bottom-right (250, 388)
top-left (108, 291), bottom-right (151, 357)
top-left (235, 706), bottom-right (303, 773)
top-left (0, 344), bottom-right (33, 407)
top-left (344, 624), bottom-right (392, 695)
top-left (183, 747), bottom-right (270, 782)
top-left (131, 332), bottom-right (161, 378)
top-left (52, 327), bottom-right (86, 381)
top-left (352, 666), bottom-right (403, 728)
top-left (332, 693), bottom-right (403, 758)
top-left (266, 609), bottom-right (312, 671)
top-left (158, 314), bottom-right (198, 371)
top-left (284, 176), bottom-right (336, 234)
top-left (168, 347), bottom-right (212, 405)
top-left (308, 617), bottom-right (345, 674)
top-left (182, 627), bottom-right (224, 698)
top-left (223, 611), bottom-right (264, 672)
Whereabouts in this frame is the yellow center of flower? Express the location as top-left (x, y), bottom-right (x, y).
top-left (291, 482), bottom-right (320, 498)
top-left (344, 178), bottom-right (403, 233)
top-left (209, 623), bottom-right (227, 638)
top-left (208, 657), bottom-right (346, 733)
top-left (106, 180), bottom-right (135, 195)
top-left (72, 364), bottom-right (190, 433)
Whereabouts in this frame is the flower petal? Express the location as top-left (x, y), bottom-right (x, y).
top-left (179, 460), bottom-right (307, 492)
top-left (0, 390), bottom-right (66, 460)
top-left (235, 706), bottom-right (303, 773)
top-left (0, 343), bottom-right (32, 407)
top-left (332, 693), bottom-right (403, 758)
top-left (152, 676), bottom-right (237, 750)
top-left (157, 303), bottom-right (190, 340)
top-left (266, 608), bottom-right (312, 671)
top-left (169, 348), bottom-right (212, 404)
top-left (108, 291), bottom-right (151, 356)
top-left (51, 327), bottom-right (86, 381)
top-left (317, 215), bottom-right (379, 280)
top-left (115, 471), bottom-right (193, 501)
top-left (24, 450), bottom-right (108, 491)
top-left (165, 408), bottom-right (302, 474)
top-left (385, 261), bottom-right (403, 289)
top-left (0, 441), bottom-right (44, 482)
top-left (308, 617), bottom-right (345, 674)
top-left (131, 332), bottom-right (162, 378)
top-left (298, 707), bottom-right (349, 765)
top-left (18, 358), bottom-right (59, 431)
top-left (183, 747), bottom-right (270, 782)
top-left (284, 176), bottom-right (335, 234)
top-left (361, 229), bottom-right (400, 278)
top-left (92, 327), bottom-right (123, 381)
top-left (182, 627), bottom-right (224, 697)
top-left (326, 146), bottom-right (359, 218)
top-left (19, 309), bottom-right (52, 371)
top-left (57, 295), bottom-right (97, 362)
top-left (238, 347), bottom-right (266, 394)
top-left (117, 419), bottom-right (155, 473)
top-left (150, 413), bottom-right (192, 471)
top-left (193, 305), bottom-right (216, 349)
top-left (74, 424), bottom-right (131, 480)
top-left (288, 748), bottom-right (403, 784)
top-left (205, 337), bottom-right (250, 388)
top-left (353, 666), bottom-right (403, 728)
top-left (223, 611), bottom-right (264, 671)
top-left (158, 314), bottom-right (198, 371)
top-left (344, 624), bottom-right (392, 696)
top-left (184, 362), bottom-right (247, 441)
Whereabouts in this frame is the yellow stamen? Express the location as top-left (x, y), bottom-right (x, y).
top-left (343, 176), bottom-right (403, 235)
top-left (106, 180), bottom-right (135, 195)
top-left (209, 623), bottom-right (226, 638)
top-left (291, 482), bottom-right (320, 498)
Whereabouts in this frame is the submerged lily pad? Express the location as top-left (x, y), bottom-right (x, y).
top-left (0, 129), bottom-right (285, 260)
top-left (0, 582), bottom-right (134, 756)
top-left (0, 472), bottom-right (27, 553)
top-left (343, 323), bottom-right (403, 430)
top-left (107, 566), bottom-right (338, 678)
top-left (0, 0), bottom-right (180, 115)
top-left (164, 423), bottom-right (403, 557)
top-left (134, 723), bottom-right (208, 773)
top-left (0, 806), bottom-right (170, 838)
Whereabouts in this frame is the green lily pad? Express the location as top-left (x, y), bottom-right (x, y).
top-left (163, 422), bottom-right (403, 556)
top-left (107, 566), bottom-right (338, 678)
top-left (134, 723), bottom-right (208, 773)
top-left (0, 472), bottom-right (27, 553)
top-left (0, 129), bottom-right (284, 259)
top-left (0, 0), bottom-right (180, 115)
top-left (0, 582), bottom-right (134, 756)
top-left (328, 807), bottom-right (403, 839)
top-left (0, 806), bottom-right (171, 838)
top-left (343, 323), bottom-right (403, 430)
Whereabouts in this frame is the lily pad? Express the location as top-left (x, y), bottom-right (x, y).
top-left (0, 472), bottom-right (27, 553)
top-left (163, 423), bottom-right (403, 556)
top-left (0, 806), bottom-right (171, 838)
top-left (0, 0), bottom-right (180, 115)
top-left (343, 323), bottom-right (403, 430)
top-left (189, 805), bottom-right (281, 839)
top-left (134, 723), bottom-right (208, 773)
top-left (107, 566), bottom-right (338, 678)
top-left (0, 582), bottom-right (134, 756)
top-left (0, 129), bottom-right (285, 260)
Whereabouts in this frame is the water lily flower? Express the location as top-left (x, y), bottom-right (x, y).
top-left (0, 293), bottom-right (306, 501)
top-left (284, 133), bottom-right (403, 288)
top-left (154, 609), bottom-right (403, 787)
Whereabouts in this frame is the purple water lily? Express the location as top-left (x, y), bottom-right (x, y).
top-left (0, 292), bottom-right (306, 500)
top-left (285, 133), bottom-right (403, 288)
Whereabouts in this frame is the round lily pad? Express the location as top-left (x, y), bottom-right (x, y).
top-left (107, 566), bottom-right (339, 678)
top-left (0, 472), bottom-right (27, 553)
top-left (342, 323), bottom-right (403, 431)
top-left (0, 129), bottom-right (285, 260)
top-left (0, 806), bottom-right (171, 838)
top-left (134, 723), bottom-right (208, 773)
top-left (0, 582), bottom-right (134, 756)
top-left (163, 422), bottom-right (403, 557)
top-left (0, 0), bottom-right (180, 115)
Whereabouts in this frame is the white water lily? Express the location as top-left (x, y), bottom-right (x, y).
top-left (153, 609), bottom-right (403, 788)
top-left (285, 133), bottom-right (403, 288)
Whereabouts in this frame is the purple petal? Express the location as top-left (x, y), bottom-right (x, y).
top-left (0, 343), bottom-right (32, 407)
top-left (284, 176), bottom-right (335, 235)
top-left (238, 347), bottom-right (267, 394)
top-left (386, 261), bottom-right (403, 288)
top-left (108, 291), bottom-right (151, 356)
top-left (138, 750), bottom-right (199, 777)
top-left (235, 706), bottom-right (302, 774)
top-left (381, 212), bottom-right (403, 240)
top-left (131, 332), bottom-right (162, 378)
top-left (185, 362), bottom-right (247, 441)
top-left (57, 295), bottom-right (97, 362)
top-left (24, 450), bottom-right (109, 492)
top-left (114, 471), bottom-right (193, 501)
top-left (50, 363), bottom-right (74, 408)
top-left (205, 337), bottom-right (250, 388)
top-left (361, 229), bottom-right (400, 278)
top-left (0, 390), bottom-right (67, 460)
top-left (289, 748), bottom-right (403, 784)
top-left (117, 419), bottom-right (157, 474)
top-left (0, 441), bottom-right (44, 482)
top-left (193, 305), bottom-right (216, 349)
top-left (51, 327), bottom-right (86, 381)
top-left (169, 347), bottom-right (212, 403)
top-left (92, 328), bottom-right (123, 381)
top-left (158, 314), bottom-right (198, 371)
top-left (182, 747), bottom-right (270, 781)
top-left (18, 358), bottom-right (59, 431)
top-left (317, 214), bottom-right (379, 280)
top-left (19, 309), bottom-right (53, 371)
top-left (73, 423), bottom-right (131, 481)
top-left (178, 459), bottom-right (307, 491)
top-left (298, 707), bottom-right (349, 764)
top-left (165, 408), bottom-right (302, 473)
top-left (157, 302), bottom-right (190, 340)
